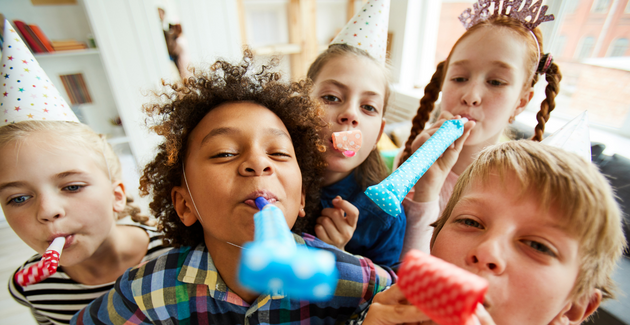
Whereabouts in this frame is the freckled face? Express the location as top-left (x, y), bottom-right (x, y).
top-left (441, 27), bottom-right (532, 147)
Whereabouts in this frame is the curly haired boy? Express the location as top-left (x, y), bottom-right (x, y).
top-left (72, 51), bottom-right (395, 325)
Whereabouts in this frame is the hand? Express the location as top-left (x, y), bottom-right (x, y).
top-left (315, 196), bottom-right (359, 250)
top-left (409, 111), bottom-right (475, 202)
top-left (362, 284), bottom-right (429, 325)
top-left (363, 285), bottom-right (495, 325)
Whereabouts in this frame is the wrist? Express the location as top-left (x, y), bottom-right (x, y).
top-left (412, 186), bottom-right (440, 203)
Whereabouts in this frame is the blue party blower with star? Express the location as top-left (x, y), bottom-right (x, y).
top-left (238, 197), bottom-right (339, 301)
top-left (365, 118), bottom-right (468, 216)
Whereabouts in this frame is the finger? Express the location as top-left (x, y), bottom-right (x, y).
top-left (332, 196), bottom-right (359, 228)
top-left (363, 303), bottom-right (429, 325)
top-left (437, 110), bottom-right (455, 121)
top-left (318, 216), bottom-right (345, 246)
top-left (314, 223), bottom-right (332, 244)
top-left (410, 130), bottom-right (434, 152)
top-left (452, 120), bottom-right (476, 152)
top-left (474, 303), bottom-right (496, 325)
top-left (321, 205), bottom-right (351, 236)
top-left (373, 285), bottom-right (409, 305)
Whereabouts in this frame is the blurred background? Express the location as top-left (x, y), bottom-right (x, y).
top-left (0, 0), bottom-right (628, 324)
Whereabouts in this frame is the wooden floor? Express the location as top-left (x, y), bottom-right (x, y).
top-left (0, 222), bottom-right (38, 325)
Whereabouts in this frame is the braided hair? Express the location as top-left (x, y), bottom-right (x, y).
top-left (399, 16), bottom-right (562, 165)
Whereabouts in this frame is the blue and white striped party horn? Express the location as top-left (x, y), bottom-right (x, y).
top-left (365, 118), bottom-right (468, 216)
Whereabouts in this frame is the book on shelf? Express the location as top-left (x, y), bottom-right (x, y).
top-left (60, 73), bottom-right (92, 105)
top-left (51, 39), bottom-right (87, 51)
top-left (29, 24), bottom-right (54, 52)
top-left (13, 20), bottom-right (47, 53)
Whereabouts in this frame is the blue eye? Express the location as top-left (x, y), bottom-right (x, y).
top-left (8, 195), bottom-right (31, 205)
top-left (64, 185), bottom-right (84, 192)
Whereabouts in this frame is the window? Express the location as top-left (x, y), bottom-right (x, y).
top-left (577, 36), bottom-right (595, 59)
top-left (391, 0), bottom-right (630, 138)
top-left (608, 38), bottom-right (629, 56)
top-left (592, 0), bottom-right (611, 13)
top-left (553, 35), bottom-right (567, 57)
top-left (566, 0), bottom-right (580, 13)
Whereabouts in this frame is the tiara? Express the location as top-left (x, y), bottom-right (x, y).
top-left (459, 0), bottom-right (555, 30)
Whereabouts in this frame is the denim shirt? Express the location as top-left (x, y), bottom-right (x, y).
top-left (321, 173), bottom-right (406, 267)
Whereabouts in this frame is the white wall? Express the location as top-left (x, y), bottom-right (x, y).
top-left (0, 0), bottom-right (92, 43)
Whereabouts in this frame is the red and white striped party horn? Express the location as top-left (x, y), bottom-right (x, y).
top-left (15, 237), bottom-right (65, 286)
top-left (398, 249), bottom-right (488, 325)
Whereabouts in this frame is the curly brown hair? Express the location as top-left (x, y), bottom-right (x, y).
top-left (139, 50), bottom-right (327, 247)
top-left (399, 16), bottom-right (562, 165)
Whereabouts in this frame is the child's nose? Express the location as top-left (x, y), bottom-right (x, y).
top-left (36, 195), bottom-right (65, 223)
top-left (467, 236), bottom-right (506, 275)
top-left (337, 103), bottom-right (359, 127)
top-left (461, 83), bottom-right (482, 107)
top-left (239, 153), bottom-right (274, 176)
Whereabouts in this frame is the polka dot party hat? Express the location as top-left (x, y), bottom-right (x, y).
top-left (540, 111), bottom-right (591, 161)
top-left (1, 19), bottom-right (78, 127)
top-left (330, 0), bottom-right (391, 63)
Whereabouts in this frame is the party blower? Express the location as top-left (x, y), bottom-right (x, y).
top-left (15, 237), bottom-right (65, 286)
top-left (365, 118), bottom-right (468, 216)
top-left (398, 250), bottom-right (488, 325)
top-left (238, 197), bottom-right (339, 301)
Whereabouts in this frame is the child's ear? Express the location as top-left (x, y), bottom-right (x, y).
top-left (550, 289), bottom-right (602, 325)
top-left (298, 191), bottom-right (306, 218)
top-left (112, 181), bottom-right (126, 213)
top-left (514, 87), bottom-right (535, 117)
top-left (171, 186), bottom-right (198, 226)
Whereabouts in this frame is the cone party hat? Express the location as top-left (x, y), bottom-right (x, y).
top-left (1, 19), bottom-right (78, 127)
top-left (330, 0), bottom-right (391, 63)
top-left (541, 111), bottom-right (591, 161)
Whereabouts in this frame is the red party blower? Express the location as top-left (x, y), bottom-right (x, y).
top-left (398, 249), bottom-right (488, 325)
top-left (15, 237), bottom-right (65, 286)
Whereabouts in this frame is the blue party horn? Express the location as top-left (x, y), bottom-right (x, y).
top-left (365, 118), bottom-right (468, 216)
top-left (238, 197), bottom-right (339, 301)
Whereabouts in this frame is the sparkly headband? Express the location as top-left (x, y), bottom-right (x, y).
top-left (459, 0), bottom-right (555, 80)
top-left (458, 0), bottom-right (555, 31)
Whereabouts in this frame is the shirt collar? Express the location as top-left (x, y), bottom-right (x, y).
top-left (177, 235), bottom-right (307, 306)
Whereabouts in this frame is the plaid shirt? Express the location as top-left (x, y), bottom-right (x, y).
top-left (72, 233), bottom-right (396, 325)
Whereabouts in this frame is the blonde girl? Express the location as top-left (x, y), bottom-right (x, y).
top-left (1, 121), bottom-right (170, 325)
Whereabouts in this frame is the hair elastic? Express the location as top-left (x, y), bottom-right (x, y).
top-left (538, 53), bottom-right (553, 75)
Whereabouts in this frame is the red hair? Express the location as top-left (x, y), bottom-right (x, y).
top-left (399, 16), bottom-right (561, 165)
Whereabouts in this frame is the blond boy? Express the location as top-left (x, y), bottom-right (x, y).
top-left (364, 140), bottom-right (627, 325)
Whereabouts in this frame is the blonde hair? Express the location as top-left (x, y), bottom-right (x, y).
top-left (431, 140), bottom-right (627, 301)
top-left (0, 120), bottom-right (154, 226)
top-left (399, 16), bottom-right (562, 165)
top-left (307, 44), bottom-right (391, 189)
